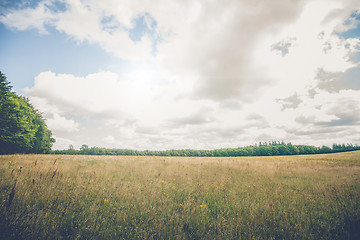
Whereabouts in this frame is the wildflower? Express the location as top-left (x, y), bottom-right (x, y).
top-left (200, 204), bottom-right (207, 208)
top-left (104, 198), bottom-right (108, 203)
top-left (161, 180), bottom-right (165, 183)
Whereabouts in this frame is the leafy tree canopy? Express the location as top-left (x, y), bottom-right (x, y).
top-left (0, 71), bottom-right (55, 154)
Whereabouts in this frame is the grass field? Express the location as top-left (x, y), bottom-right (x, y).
top-left (1, 152), bottom-right (359, 239)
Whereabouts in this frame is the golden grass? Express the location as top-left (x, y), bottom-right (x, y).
top-left (0, 151), bottom-right (359, 239)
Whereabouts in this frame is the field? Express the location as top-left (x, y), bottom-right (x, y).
top-left (1, 152), bottom-right (359, 239)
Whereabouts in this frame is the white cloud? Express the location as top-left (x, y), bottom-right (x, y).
top-left (47, 113), bottom-right (80, 133)
top-left (55, 0), bottom-right (154, 60)
top-left (102, 135), bottom-right (115, 144)
top-left (0, 0), bottom-right (56, 34)
top-left (2, 0), bottom-right (360, 149)
top-left (0, 0), bottom-right (154, 60)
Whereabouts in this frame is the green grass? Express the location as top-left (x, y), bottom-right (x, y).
top-left (1, 152), bottom-right (359, 239)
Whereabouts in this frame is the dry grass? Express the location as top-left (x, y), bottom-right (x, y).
top-left (0, 151), bottom-right (360, 239)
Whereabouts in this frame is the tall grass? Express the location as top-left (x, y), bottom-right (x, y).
top-left (1, 152), bottom-right (359, 239)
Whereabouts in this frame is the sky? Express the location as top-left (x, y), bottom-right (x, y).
top-left (1, 0), bottom-right (360, 150)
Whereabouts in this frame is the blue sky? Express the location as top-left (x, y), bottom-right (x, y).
top-left (1, 0), bottom-right (360, 150)
top-left (0, 25), bottom-right (120, 93)
top-left (0, 4), bottom-right (153, 94)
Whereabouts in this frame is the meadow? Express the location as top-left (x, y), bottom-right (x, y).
top-left (1, 152), bottom-right (359, 239)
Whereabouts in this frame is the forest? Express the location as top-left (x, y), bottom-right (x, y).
top-left (0, 71), bottom-right (55, 154)
top-left (54, 142), bottom-right (360, 157)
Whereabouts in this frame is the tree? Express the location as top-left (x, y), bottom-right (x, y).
top-left (32, 113), bottom-right (55, 153)
top-left (0, 71), bottom-right (55, 154)
top-left (319, 145), bottom-right (332, 154)
top-left (80, 144), bottom-right (89, 154)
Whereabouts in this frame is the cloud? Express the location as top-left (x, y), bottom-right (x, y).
top-left (2, 0), bottom-right (360, 149)
top-left (280, 89), bottom-right (360, 146)
top-left (24, 70), bottom-right (218, 149)
top-left (167, 108), bottom-right (214, 127)
top-left (155, 0), bottom-right (311, 101)
top-left (102, 135), bottom-right (115, 144)
top-left (271, 38), bottom-right (297, 56)
top-left (316, 98), bottom-right (360, 127)
top-left (1, 0), bottom-right (310, 101)
top-left (295, 115), bottom-right (316, 125)
top-left (0, 0), bottom-right (153, 60)
top-left (316, 67), bottom-right (360, 92)
top-left (25, 69), bottom-right (360, 150)
top-left (46, 113), bottom-right (80, 132)
top-left (2, 1), bottom-right (359, 100)
top-left (24, 71), bottom-right (126, 117)
top-left (318, 116), bottom-right (359, 127)
top-left (276, 93), bottom-right (303, 110)
top-left (244, 113), bottom-right (270, 129)
top-left (0, 0), bottom-right (57, 34)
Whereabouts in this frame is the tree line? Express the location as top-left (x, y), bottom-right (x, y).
top-left (54, 142), bottom-right (360, 157)
top-left (0, 71), bottom-right (55, 154)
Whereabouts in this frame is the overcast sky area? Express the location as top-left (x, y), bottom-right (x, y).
top-left (1, 0), bottom-right (360, 150)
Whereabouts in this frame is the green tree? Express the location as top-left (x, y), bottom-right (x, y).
top-left (0, 71), bottom-right (55, 154)
top-left (80, 144), bottom-right (89, 154)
